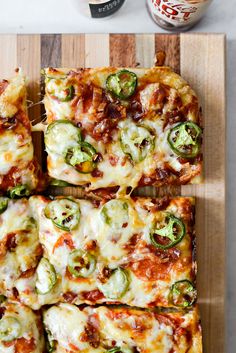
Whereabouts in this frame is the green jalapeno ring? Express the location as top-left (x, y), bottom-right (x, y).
top-left (68, 249), bottom-right (96, 278)
top-left (106, 70), bottom-right (137, 100)
top-left (120, 125), bottom-right (155, 163)
top-left (0, 197), bottom-right (8, 214)
top-left (167, 122), bottom-right (202, 159)
top-left (45, 120), bottom-right (82, 155)
top-left (98, 267), bottom-right (129, 300)
top-left (100, 199), bottom-right (129, 229)
top-left (44, 198), bottom-right (80, 231)
top-left (48, 82), bottom-right (75, 102)
top-left (36, 258), bottom-right (57, 295)
top-left (8, 185), bottom-right (31, 199)
top-left (65, 141), bottom-right (98, 174)
top-left (150, 214), bottom-right (185, 250)
top-left (45, 328), bottom-right (56, 353)
top-left (0, 316), bottom-right (22, 342)
top-left (169, 280), bottom-right (197, 308)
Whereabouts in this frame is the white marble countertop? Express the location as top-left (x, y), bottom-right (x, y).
top-left (0, 0), bottom-right (235, 352)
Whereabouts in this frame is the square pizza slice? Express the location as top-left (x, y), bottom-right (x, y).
top-left (0, 300), bottom-right (45, 352)
top-left (43, 67), bottom-right (203, 191)
top-left (43, 303), bottom-right (202, 353)
top-left (0, 70), bottom-right (45, 196)
top-left (24, 195), bottom-right (197, 309)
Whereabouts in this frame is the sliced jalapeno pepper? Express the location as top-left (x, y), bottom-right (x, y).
top-left (8, 185), bottom-right (30, 199)
top-left (48, 81), bottom-right (75, 102)
top-left (100, 199), bottom-right (129, 229)
top-left (65, 142), bottom-right (98, 174)
top-left (107, 347), bottom-right (133, 353)
top-left (98, 268), bottom-right (129, 299)
top-left (45, 328), bottom-right (56, 353)
top-left (0, 197), bottom-right (8, 214)
top-left (120, 125), bottom-right (155, 162)
top-left (68, 249), bottom-right (96, 278)
top-left (106, 70), bottom-right (137, 99)
top-left (169, 280), bottom-right (197, 307)
top-left (45, 120), bottom-right (81, 155)
top-left (44, 198), bottom-right (80, 231)
top-left (36, 258), bottom-right (57, 295)
top-left (0, 317), bottom-right (21, 342)
top-left (167, 122), bottom-right (202, 158)
top-left (150, 214), bottom-right (185, 250)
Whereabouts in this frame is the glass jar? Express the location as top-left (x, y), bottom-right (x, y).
top-left (147, 0), bottom-right (213, 31)
top-left (80, 0), bottom-right (126, 18)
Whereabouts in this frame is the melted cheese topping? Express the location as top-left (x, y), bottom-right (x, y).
top-left (43, 304), bottom-right (202, 353)
top-left (28, 195), bottom-right (195, 308)
top-left (0, 301), bottom-right (45, 353)
top-left (0, 70), bottom-right (26, 118)
top-left (43, 67), bottom-right (202, 190)
top-left (0, 199), bottom-right (40, 294)
top-left (0, 130), bottom-right (33, 175)
top-left (0, 70), bottom-right (42, 192)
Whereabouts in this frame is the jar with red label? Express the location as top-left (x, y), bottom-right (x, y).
top-left (147, 0), bottom-right (213, 31)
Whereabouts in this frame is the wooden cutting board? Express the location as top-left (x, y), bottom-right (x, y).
top-left (0, 33), bottom-right (226, 353)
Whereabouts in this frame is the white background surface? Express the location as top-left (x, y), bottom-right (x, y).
top-left (0, 0), bottom-right (235, 351)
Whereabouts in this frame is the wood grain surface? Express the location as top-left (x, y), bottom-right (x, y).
top-left (0, 33), bottom-right (226, 353)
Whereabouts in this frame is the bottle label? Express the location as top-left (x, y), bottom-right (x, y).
top-left (89, 0), bottom-right (125, 18)
top-left (147, 0), bottom-right (212, 25)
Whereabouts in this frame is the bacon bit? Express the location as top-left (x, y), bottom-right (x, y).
top-left (69, 343), bottom-right (79, 351)
top-left (81, 84), bottom-right (93, 113)
top-left (5, 233), bottom-right (17, 251)
top-left (12, 287), bottom-right (19, 299)
top-left (91, 169), bottom-right (103, 178)
top-left (93, 152), bottom-right (103, 163)
top-left (20, 268), bottom-right (36, 279)
top-left (105, 102), bottom-right (126, 120)
top-left (151, 84), bottom-right (169, 107)
top-left (53, 234), bottom-right (75, 253)
top-left (154, 51), bottom-right (166, 67)
top-left (163, 109), bottom-right (185, 129)
top-left (97, 267), bottom-right (112, 284)
top-left (92, 118), bottom-right (118, 144)
top-left (0, 307), bottom-right (6, 319)
top-left (0, 79), bottom-right (9, 94)
top-left (109, 154), bottom-right (119, 167)
top-left (127, 101), bottom-right (144, 122)
top-left (15, 337), bottom-right (36, 353)
top-left (84, 240), bottom-right (97, 251)
top-left (62, 291), bottom-right (77, 303)
top-left (80, 323), bottom-right (100, 348)
top-left (123, 234), bottom-right (141, 254)
top-left (81, 289), bottom-right (104, 303)
top-left (144, 196), bottom-right (170, 212)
